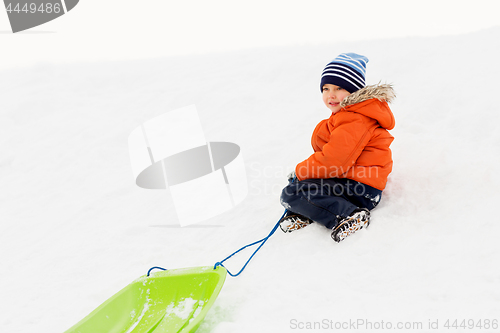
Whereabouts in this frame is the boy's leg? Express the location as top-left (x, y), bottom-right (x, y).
top-left (280, 178), bottom-right (359, 229)
top-left (335, 178), bottom-right (382, 212)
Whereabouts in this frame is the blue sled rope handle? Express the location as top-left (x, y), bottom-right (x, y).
top-left (146, 209), bottom-right (285, 278)
top-left (147, 266), bottom-right (167, 276)
top-left (214, 209), bottom-right (288, 277)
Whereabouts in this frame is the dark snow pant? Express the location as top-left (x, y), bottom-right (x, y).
top-left (280, 178), bottom-right (382, 229)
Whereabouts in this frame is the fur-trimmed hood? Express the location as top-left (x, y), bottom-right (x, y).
top-left (339, 83), bottom-right (396, 130)
top-left (341, 83), bottom-right (396, 107)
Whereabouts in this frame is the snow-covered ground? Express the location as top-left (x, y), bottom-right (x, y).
top-left (1, 27), bottom-right (500, 333)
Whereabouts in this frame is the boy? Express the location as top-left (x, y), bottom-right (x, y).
top-left (279, 53), bottom-right (395, 242)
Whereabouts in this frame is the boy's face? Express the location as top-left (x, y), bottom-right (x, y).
top-left (322, 84), bottom-right (351, 114)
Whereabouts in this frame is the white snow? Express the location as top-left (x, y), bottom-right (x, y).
top-left (191, 300), bottom-right (205, 323)
top-left (125, 296), bottom-right (151, 333)
top-left (1, 27), bottom-right (500, 333)
top-left (165, 297), bottom-right (198, 321)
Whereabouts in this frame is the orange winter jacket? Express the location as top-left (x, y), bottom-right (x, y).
top-left (295, 84), bottom-right (396, 190)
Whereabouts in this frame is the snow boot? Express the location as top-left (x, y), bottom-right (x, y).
top-left (279, 212), bottom-right (313, 233)
top-left (331, 208), bottom-right (370, 242)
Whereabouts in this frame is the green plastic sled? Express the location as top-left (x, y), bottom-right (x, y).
top-left (65, 266), bottom-right (227, 333)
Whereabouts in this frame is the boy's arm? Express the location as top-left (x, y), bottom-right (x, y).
top-left (295, 113), bottom-right (374, 180)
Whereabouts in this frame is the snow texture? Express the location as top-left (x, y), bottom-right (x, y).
top-left (165, 297), bottom-right (198, 321)
top-left (1, 27), bottom-right (500, 333)
top-left (125, 295), bottom-right (151, 333)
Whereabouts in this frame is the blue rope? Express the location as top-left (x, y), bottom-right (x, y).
top-left (214, 209), bottom-right (288, 277)
top-left (147, 266), bottom-right (167, 276)
top-left (146, 210), bottom-right (287, 278)
top-left (150, 178), bottom-right (296, 278)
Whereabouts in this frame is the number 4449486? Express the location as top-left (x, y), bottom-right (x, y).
top-left (5, 2), bottom-right (62, 14)
top-left (444, 319), bottom-right (498, 330)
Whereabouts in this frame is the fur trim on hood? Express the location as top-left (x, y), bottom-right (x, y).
top-left (340, 83), bottom-right (396, 108)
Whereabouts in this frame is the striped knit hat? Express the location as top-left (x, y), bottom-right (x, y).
top-left (320, 53), bottom-right (369, 93)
